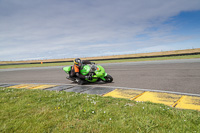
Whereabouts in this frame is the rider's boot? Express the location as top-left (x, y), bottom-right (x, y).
top-left (66, 75), bottom-right (76, 82)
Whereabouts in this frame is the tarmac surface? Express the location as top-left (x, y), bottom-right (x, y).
top-left (0, 58), bottom-right (200, 94)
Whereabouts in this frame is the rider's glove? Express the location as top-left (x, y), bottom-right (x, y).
top-left (85, 76), bottom-right (92, 80)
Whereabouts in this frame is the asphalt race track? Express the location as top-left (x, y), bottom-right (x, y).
top-left (0, 59), bottom-right (200, 94)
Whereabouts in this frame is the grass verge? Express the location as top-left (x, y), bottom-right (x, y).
top-left (0, 88), bottom-right (199, 133)
top-left (1, 54), bottom-right (200, 69)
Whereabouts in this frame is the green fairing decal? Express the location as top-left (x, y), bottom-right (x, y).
top-left (80, 65), bottom-right (90, 75)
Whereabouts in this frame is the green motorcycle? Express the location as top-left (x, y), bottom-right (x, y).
top-left (63, 64), bottom-right (113, 84)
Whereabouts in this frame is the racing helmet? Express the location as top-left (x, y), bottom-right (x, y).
top-left (74, 58), bottom-right (82, 67)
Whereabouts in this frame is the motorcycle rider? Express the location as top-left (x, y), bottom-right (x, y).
top-left (68, 58), bottom-right (94, 85)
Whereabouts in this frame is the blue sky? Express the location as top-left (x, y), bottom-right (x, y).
top-left (0, 0), bottom-right (200, 61)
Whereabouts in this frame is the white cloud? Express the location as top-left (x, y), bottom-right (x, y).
top-left (0, 0), bottom-right (200, 60)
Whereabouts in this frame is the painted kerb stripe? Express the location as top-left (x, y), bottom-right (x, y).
top-left (3, 84), bottom-right (200, 111)
top-left (103, 89), bottom-right (143, 99)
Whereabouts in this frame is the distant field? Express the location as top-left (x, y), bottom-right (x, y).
top-left (1, 48), bottom-right (200, 64)
top-left (0, 54), bottom-right (200, 69)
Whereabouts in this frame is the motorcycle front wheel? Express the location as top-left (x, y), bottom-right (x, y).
top-left (104, 74), bottom-right (113, 83)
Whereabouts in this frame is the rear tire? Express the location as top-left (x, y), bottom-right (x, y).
top-left (104, 74), bottom-right (113, 83)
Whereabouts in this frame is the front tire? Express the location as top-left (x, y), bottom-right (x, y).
top-left (104, 74), bottom-right (113, 83)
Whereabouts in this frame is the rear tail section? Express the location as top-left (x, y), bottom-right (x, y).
top-left (63, 66), bottom-right (71, 74)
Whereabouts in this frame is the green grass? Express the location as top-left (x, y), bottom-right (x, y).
top-left (1, 54), bottom-right (200, 69)
top-left (0, 88), bottom-right (199, 133)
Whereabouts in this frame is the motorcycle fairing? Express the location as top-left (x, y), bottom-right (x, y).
top-left (63, 66), bottom-right (71, 74)
top-left (63, 64), bottom-right (108, 82)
